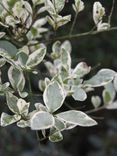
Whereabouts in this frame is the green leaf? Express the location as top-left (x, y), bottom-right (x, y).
top-left (1, 113), bottom-right (21, 127)
top-left (57, 110), bottom-right (97, 127)
top-left (49, 131), bottom-right (63, 142)
top-left (31, 111), bottom-right (55, 130)
top-left (26, 47), bottom-right (46, 68)
top-left (72, 86), bottom-right (87, 101)
top-left (8, 66), bottom-right (25, 91)
top-left (43, 81), bottom-right (65, 113)
top-left (84, 69), bottom-right (116, 87)
top-left (104, 82), bottom-right (116, 101)
top-left (6, 92), bottom-right (19, 114)
top-left (102, 90), bottom-right (111, 104)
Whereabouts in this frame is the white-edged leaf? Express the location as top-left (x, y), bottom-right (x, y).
top-left (6, 92), bottom-right (19, 114)
top-left (26, 47), bottom-right (46, 68)
top-left (91, 96), bottom-right (101, 108)
top-left (73, 62), bottom-right (91, 78)
top-left (43, 81), bottom-right (65, 113)
top-left (73, 0), bottom-right (84, 13)
top-left (8, 66), bottom-right (25, 91)
top-left (52, 0), bottom-right (65, 13)
top-left (84, 69), bottom-right (116, 87)
top-left (45, 0), bottom-right (55, 15)
top-left (17, 99), bottom-right (30, 116)
top-left (56, 15), bottom-right (71, 28)
top-left (31, 111), bottom-right (55, 130)
top-left (72, 86), bottom-right (87, 101)
top-left (1, 113), bottom-right (21, 127)
top-left (60, 48), bottom-right (71, 72)
top-left (61, 40), bottom-right (72, 54)
top-left (57, 110), bottom-right (97, 127)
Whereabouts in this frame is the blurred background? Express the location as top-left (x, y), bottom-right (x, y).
top-left (0, 0), bottom-right (117, 156)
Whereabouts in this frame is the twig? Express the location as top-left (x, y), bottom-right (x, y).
top-left (108, 0), bottom-right (115, 24)
top-left (52, 26), bottom-right (117, 42)
top-left (69, 12), bottom-right (78, 35)
top-left (85, 106), bottom-right (105, 114)
top-left (28, 26), bottom-right (117, 46)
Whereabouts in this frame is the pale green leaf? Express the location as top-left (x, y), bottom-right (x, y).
top-left (84, 69), bottom-right (116, 87)
top-left (72, 86), bottom-right (87, 101)
top-left (57, 110), bottom-right (97, 127)
top-left (31, 111), bottom-right (55, 130)
top-left (43, 81), bottom-right (65, 113)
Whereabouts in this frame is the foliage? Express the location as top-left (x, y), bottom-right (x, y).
top-left (0, 0), bottom-right (117, 143)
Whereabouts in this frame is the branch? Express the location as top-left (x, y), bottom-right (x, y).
top-left (51, 26), bottom-right (117, 42)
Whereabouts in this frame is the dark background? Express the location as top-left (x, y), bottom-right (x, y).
top-left (0, 0), bottom-right (117, 156)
